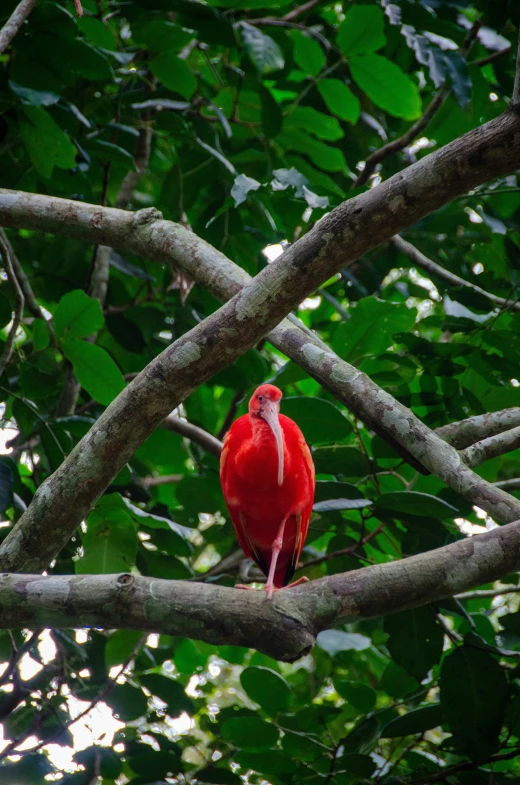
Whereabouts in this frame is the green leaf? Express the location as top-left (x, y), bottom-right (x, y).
top-left (382, 704), bottom-right (443, 737)
top-left (332, 298), bottom-right (417, 365)
top-left (55, 289), bottom-right (104, 340)
top-left (84, 139), bottom-right (137, 169)
top-left (335, 681), bottom-right (377, 713)
top-left (349, 54), bottom-right (422, 120)
top-left (375, 491), bottom-right (458, 519)
top-left (140, 673), bottom-right (194, 718)
top-left (20, 105), bottom-right (76, 179)
top-left (314, 481), bottom-right (365, 501)
top-left (140, 20), bottom-right (194, 52)
top-left (440, 647), bottom-right (509, 760)
top-left (105, 630), bottom-right (146, 668)
top-left (106, 683), bottom-right (148, 721)
top-left (276, 128), bottom-right (348, 172)
top-left (77, 496), bottom-right (138, 574)
top-left (385, 608), bottom-right (444, 680)
top-left (317, 630), bottom-right (371, 656)
top-left (318, 78), bottom-right (360, 124)
top-left (240, 667), bottom-right (291, 715)
top-left (231, 174), bottom-right (261, 207)
top-left (292, 30), bottom-right (325, 76)
top-left (32, 319), bottom-right (50, 351)
top-left (240, 23), bottom-right (284, 75)
top-left (313, 446), bottom-right (371, 476)
top-left (234, 750), bottom-right (294, 775)
top-left (282, 397), bottom-right (351, 445)
top-left (61, 339), bottom-right (125, 406)
top-left (221, 716), bottom-right (279, 751)
top-left (338, 5), bottom-right (386, 56)
top-left (260, 86), bottom-right (282, 138)
top-left (150, 53), bottom-right (197, 99)
top-left (284, 106), bottom-right (344, 141)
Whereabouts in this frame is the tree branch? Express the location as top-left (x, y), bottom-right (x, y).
top-left (436, 408), bottom-right (520, 449)
top-left (0, 229), bottom-right (54, 336)
top-left (0, 0), bottom-right (38, 55)
top-left (163, 415), bottom-right (223, 457)
top-left (391, 234), bottom-right (520, 312)
top-left (2, 519), bottom-right (520, 661)
top-left (513, 25), bottom-right (520, 109)
top-left (1, 106), bottom-right (520, 571)
top-left (460, 425), bottom-right (520, 468)
top-left (0, 230), bottom-right (24, 378)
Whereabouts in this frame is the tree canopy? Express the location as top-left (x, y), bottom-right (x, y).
top-left (1, 0), bottom-right (520, 782)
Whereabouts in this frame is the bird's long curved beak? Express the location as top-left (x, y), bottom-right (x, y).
top-left (261, 401), bottom-right (284, 486)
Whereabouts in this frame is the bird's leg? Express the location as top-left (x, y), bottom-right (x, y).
top-left (264, 517), bottom-right (288, 600)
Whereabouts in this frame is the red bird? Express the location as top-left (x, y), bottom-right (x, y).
top-left (220, 383), bottom-right (315, 599)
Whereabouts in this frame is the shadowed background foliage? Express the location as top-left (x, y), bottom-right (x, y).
top-left (1, 0), bottom-right (520, 782)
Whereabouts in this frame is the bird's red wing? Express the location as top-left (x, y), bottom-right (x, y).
top-left (220, 424), bottom-right (268, 574)
top-left (284, 427), bottom-right (316, 582)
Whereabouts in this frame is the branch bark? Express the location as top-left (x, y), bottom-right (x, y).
top-left (436, 408), bottom-right (520, 449)
top-left (1, 106), bottom-right (520, 571)
top-left (2, 518), bottom-right (520, 661)
top-left (391, 234), bottom-right (520, 312)
top-left (460, 425), bottom-right (520, 468)
top-left (0, 0), bottom-right (38, 55)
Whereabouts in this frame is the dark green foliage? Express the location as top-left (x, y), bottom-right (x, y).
top-left (0, 0), bottom-right (519, 782)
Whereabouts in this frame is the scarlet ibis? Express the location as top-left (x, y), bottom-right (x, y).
top-left (220, 383), bottom-right (315, 599)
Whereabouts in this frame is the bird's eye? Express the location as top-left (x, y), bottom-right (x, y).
top-left (258, 395), bottom-right (263, 401)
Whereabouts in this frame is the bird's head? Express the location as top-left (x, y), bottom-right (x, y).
top-left (249, 384), bottom-right (284, 486)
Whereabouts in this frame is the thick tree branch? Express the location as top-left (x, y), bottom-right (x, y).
top-left (391, 234), bottom-right (520, 312)
top-left (460, 425), bottom-right (520, 468)
top-left (436, 408), bottom-right (520, 449)
top-left (0, 0), bottom-right (38, 55)
top-left (1, 519), bottom-right (520, 661)
top-left (513, 26), bottom-right (520, 109)
top-left (1, 107), bottom-right (520, 571)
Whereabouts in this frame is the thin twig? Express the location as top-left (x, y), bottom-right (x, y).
top-left (20, 634), bottom-right (148, 759)
top-left (0, 0), bottom-right (38, 55)
top-left (164, 415), bottom-right (223, 457)
top-left (455, 586), bottom-right (520, 600)
top-left (217, 389), bottom-right (244, 441)
top-left (408, 747), bottom-right (520, 785)
top-left (392, 234), bottom-right (520, 312)
top-left (353, 87), bottom-right (449, 188)
top-left (353, 19), bottom-right (482, 189)
top-left (282, 0), bottom-right (320, 22)
top-left (0, 231), bottom-right (24, 378)
top-left (0, 229), bottom-right (54, 339)
top-left (141, 473), bottom-right (183, 487)
top-left (470, 45), bottom-right (511, 68)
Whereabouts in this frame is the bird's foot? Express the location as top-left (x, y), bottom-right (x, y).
top-left (234, 583), bottom-right (258, 591)
top-left (285, 576), bottom-right (310, 589)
